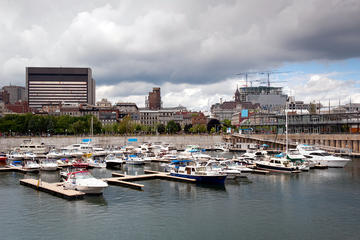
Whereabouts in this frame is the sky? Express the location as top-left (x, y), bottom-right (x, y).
top-left (1, 0), bottom-right (360, 110)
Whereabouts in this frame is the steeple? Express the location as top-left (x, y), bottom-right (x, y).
top-left (235, 85), bottom-right (241, 102)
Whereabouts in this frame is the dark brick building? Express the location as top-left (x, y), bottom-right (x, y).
top-left (146, 87), bottom-right (161, 110)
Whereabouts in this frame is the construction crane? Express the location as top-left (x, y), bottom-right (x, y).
top-left (259, 71), bottom-right (291, 87)
top-left (236, 72), bottom-right (260, 87)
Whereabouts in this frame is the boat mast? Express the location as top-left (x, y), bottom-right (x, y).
top-left (285, 104), bottom-right (288, 154)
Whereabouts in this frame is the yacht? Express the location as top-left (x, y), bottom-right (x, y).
top-left (7, 151), bottom-right (24, 160)
top-left (63, 170), bottom-right (108, 194)
top-left (46, 149), bottom-right (62, 159)
top-left (104, 154), bottom-right (124, 169)
top-left (219, 160), bottom-right (253, 174)
top-left (200, 160), bottom-right (243, 180)
top-left (169, 160), bottom-right (227, 184)
top-left (23, 151), bottom-right (37, 160)
top-left (0, 152), bottom-right (7, 164)
top-left (23, 159), bottom-right (40, 172)
top-left (18, 139), bottom-right (47, 154)
top-left (297, 144), bottom-right (350, 168)
top-left (39, 159), bottom-right (58, 171)
top-left (125, 154), bottom-right (145, 165)
top-left (255, 157), bottom-right (301, 173)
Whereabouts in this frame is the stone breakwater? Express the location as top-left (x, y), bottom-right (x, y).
top-left (0, 135), bottom-right (223, 152)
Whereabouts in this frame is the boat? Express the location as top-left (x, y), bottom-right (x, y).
top-left (72, 159), bottom-right (90, 168)
top-left (62, 170), bottom-right (108, 194)
top-left (169, 160), bottom-right (227, 184)
top-left (0, 152), bottom-right (8, 164)
top-left (296, 144), bottom-right (350, 168)
top-left (87, 158), bottom-right (106, 168)
top-left (255, 157), bottom-right (300, 173)
top-left (22, 159), bottom-right (40, 172)
top-left (104, 154), bottom-right (124, 169)
top-left (23, 151), bottom-right (37, 160)
top-left (39, 159), bottom-right (58, 171)
top-left (200, 160), bottom-right (244, 180)
top-left (125, 155), bottom-right (145, 165)
top-left (219, 160), bottom-right (253, 175)
top-left (18, 139), bottom-right (47, 154)
top-left (46, 149), bottom-right (62, 159)
top-left (7, 150), bottom-right (24, 160)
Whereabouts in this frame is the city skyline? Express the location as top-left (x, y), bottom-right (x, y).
top-left (0, 1), bottom-right (360, 110)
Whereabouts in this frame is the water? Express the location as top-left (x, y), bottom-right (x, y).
top-left (1, 154), bottom-right (360, 240)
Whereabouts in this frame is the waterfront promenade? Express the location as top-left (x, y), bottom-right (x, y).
top-left (0, 135), bottom-right (222, 152)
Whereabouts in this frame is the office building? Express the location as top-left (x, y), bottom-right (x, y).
top-left (26, 67), bottom-right (95, 109)
top-left (145, 87), bottom-right (161, 110)
top-left (2, 85), bottom-right (26, 104)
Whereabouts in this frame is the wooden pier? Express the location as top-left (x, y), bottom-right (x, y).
top-left (0, 167), bottom-right (39, 174)
top-left (20, 179), bottom-right (85, 200)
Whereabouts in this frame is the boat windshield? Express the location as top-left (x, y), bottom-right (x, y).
top-left (73, 172), bottom-right (93, 179)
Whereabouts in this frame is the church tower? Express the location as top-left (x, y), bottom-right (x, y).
top-left (234, 85), bottom-right (241, 103)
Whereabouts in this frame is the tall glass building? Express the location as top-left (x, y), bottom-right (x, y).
top-left (26, 67), bottom-right (95, 109)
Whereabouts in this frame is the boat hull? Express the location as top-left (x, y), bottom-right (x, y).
top-left (105, 161), bottom-right (123, 169)
top-left (256, 163), bottom-right (300, 173)
top-left (170, 173), bottom-right (227, 184)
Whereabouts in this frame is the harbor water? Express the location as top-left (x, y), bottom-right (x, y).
top-left (1, 153), bottom-right (360, 240)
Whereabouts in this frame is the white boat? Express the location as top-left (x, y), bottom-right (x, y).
top-left (213, 143), bottom-right (230, 152)
top-left (59, 149), bottom-right (72, 158)
top-left (23, 160), bottom-right (40, 172)
top-left (296, 144), bottom-right (350, 168)
top-left (7, 151), bottom-right (24, 160)
top-left (104, 154), bottom-right (124, 169)
top-left (87, 158), bottom-right (106, 168)
top-left (200, 160), bottom-right (243, 180)
top-left (63, 170), bottom-right (108, 194)
top-left (23, 151), bottom-right (37, 160)
top-left (219, 160), bottom-right (253, 174)
top-left (69, 149), bottom-right (83, 158)
top-left (18, 139), bottom-right (47, 154)
top-left (125, 155), bottom-right (145, 165)
top-left (40, 159), bottom-right (58, 171)
top-left (46, 149), bottom-right (62, 159)
top-left (255, 157), bottom-right (301, 173)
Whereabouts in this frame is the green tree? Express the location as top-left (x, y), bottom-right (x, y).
top-left (157, 124), bottom-right (165, 134)
top-left (166, 120), bottom-right (180, 134)
top-left (184, 124), bottom-right (192, 133)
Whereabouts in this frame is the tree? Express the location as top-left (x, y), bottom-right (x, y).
top-left (207, 119), bottom-right (221, 132)
top-left (157, 124), bottom-right (165, 134)
top-left (166, 120), bottom-right (180, 134)
top-left (210, 127), bottom-right (216, 134)
top-left (184, 124), bottom-right (192, 133)
top-left (223, 119), bottom-right (232, 128)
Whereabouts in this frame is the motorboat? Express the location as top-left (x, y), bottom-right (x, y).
top-left (125, 155), bottom-right (145, 165)
top-left (7, 151), bottom-right (24, 160)
top-left (23, 160), bottom-right (40, 172)
top-left (255, 157), bottom-right (301, 173)
top-left (296, 144), bottom-right (350, 167)
top-left (169, 160), bottom-right (227, 184)
top-left (87, 158), bottom-right (106, 168)
top-left (39, 159), bottom-right (58, 171)
top-left (0, 152), bottom-right (8, 164)
top-left (104, 154), bottom-right (124, 169)
top-left (72, 159), bottom-right (90, 169)
top-left (213, 143), bottom-right (230, 152)
top-left (18, 139), bottom-right (47, 154)
top-left (63, 171), bottom-right (108, 194)
top-left (241, 149), bottom-right (268, 159)
top-left (200, 160), bottom-right (243, 180)
top-left (59, 149), bottom-right (72, 158)
top-left (219, 160), bottom-right (253, 175)
top-left (70, 149), bottom-right (83, 158)
top-left (23, 151), bottom-right (37, 160)
top-left (46, 149), bottom-right (62, 159)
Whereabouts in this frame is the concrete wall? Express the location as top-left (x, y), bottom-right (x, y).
top-left (0, 135), bottom-right (223, 152)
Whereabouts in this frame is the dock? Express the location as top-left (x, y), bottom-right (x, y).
top-left (0, 167), bottom-right (39, 174)
top-left (102, 170), bottom-right (196, 191)
top-left (20, 179), bottom-right (85, 200)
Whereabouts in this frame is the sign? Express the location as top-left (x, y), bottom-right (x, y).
top-left (128, 138), bottom-right (138, 142)
top-left (241, 109), bottom-right (248, 118)
top-left (82, 138), bottom-right (92, 143)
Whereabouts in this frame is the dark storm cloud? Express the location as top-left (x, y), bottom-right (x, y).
top-left (0, 0), bottom-right (360, 87)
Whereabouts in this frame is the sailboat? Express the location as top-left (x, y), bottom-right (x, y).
top-left (255, 107), bottom-right (301, 173)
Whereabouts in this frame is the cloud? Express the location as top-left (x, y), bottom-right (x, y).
top-left (289, 73), bottom-right (360, 105)
top-left (1, 0), bottom-right (360, 87)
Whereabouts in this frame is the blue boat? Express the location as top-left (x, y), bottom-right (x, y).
top-left (169, 160), bottom-right (227, 184)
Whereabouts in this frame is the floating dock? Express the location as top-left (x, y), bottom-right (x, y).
top-left (20, 179), bottom-right (85, 200)
top-left (0, 167), bottom-right (39, 174)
